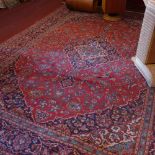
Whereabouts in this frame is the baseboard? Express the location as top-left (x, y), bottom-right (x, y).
top-left (132, 56), bottom-right (155, 87)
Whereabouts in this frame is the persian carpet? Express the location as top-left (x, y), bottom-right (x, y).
top-left (0, 6), bottom-right (155, 155)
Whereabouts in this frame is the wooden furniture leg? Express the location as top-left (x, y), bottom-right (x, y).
top-left (102, 0), bottom-right (127, 21)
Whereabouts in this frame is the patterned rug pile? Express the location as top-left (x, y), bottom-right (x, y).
top-left (0, 6), bottom-right (155, 155)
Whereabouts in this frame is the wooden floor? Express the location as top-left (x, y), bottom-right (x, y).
top-left (0, 0), bottom-right (63, 43)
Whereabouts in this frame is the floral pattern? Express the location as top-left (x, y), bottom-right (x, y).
top-left (0, 6), bottom-right (154, 155)
top-left (0, 118), bottom-right (83, 154)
